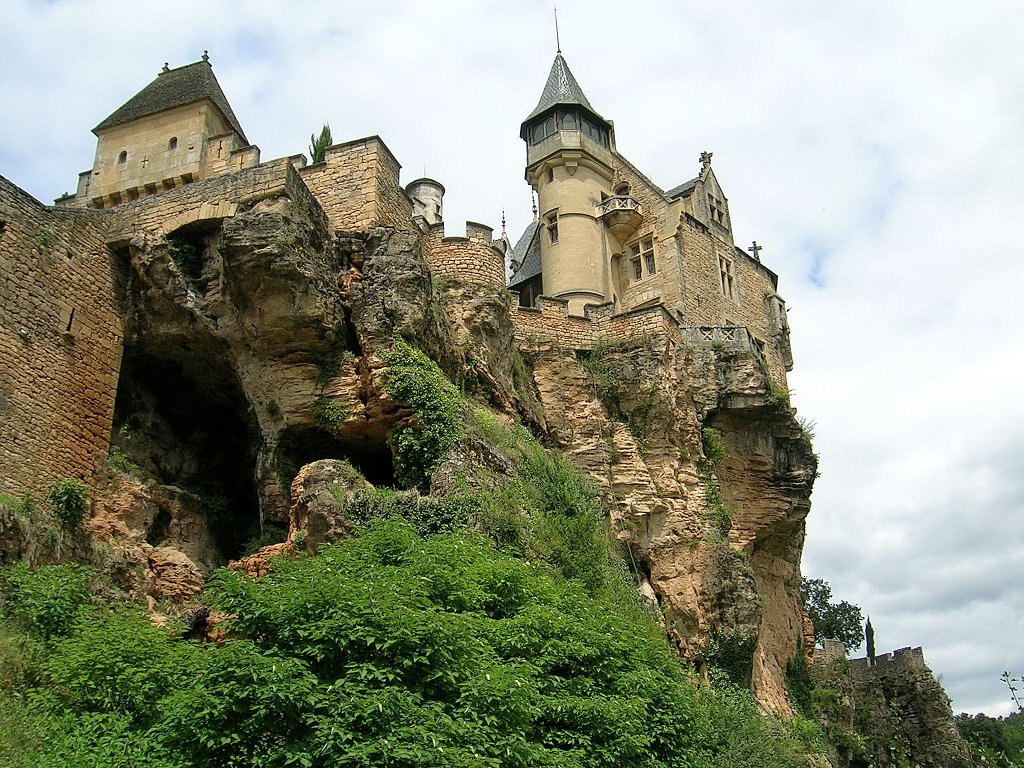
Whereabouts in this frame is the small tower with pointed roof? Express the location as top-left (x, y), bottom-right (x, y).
top-left (60, 53), bottom-right (257, 209)
top-left (516, 52), bottom-right (618, 315)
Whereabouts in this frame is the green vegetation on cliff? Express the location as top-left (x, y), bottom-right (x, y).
top-left (0, 391), bottom-right (826, 766)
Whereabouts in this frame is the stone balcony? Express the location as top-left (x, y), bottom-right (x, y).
top-left (597, 194), bottom-right (643, 241)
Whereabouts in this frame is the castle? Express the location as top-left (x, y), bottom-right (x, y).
top-left (0, 50), bottom-right (793, 506)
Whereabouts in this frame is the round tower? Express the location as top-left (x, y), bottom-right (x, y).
top-left (405, 177), bottom-right (445, 226)
top-left (521, 53), bottom-right (616, 315)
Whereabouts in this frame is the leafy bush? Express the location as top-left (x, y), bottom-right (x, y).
top-left (381, 336), bottom-right (461, 488)
top-left (46, 478), bottom-right (90, 529)
top-left (310, 396), bottom-right (348, 430)
top-left (0, 563), bottom-right (93, 640)
top-left (701, 426), bottom-right (727, 467)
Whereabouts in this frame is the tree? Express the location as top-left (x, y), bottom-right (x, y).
top-left (308, 123), bottom-right (332, 164)
top-left (865, 616), bottom-right (876, 664)
top-left (800, 577), bottom-right (864, 651)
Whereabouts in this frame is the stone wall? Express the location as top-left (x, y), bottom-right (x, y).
top-left (0, 176), bottom-right (123, 498)
top-left (510, 296), bottom-right (685, 351)
top-left (299, 136), bottom-right (412, 233)
top-left (422, 223), bottom-right (506, 288)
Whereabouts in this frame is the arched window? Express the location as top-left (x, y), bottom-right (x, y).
top-left (168, 137), bottom-right (178, 150)
top-left (614, 182), bottom-right (631, 197)
top-left (117, 151), bottom-right (127, 164)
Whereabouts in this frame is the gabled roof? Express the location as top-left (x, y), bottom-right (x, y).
top-left (93, 57), bottom-right (247, 142)
top-left (521, 53), bottom-right (609, 139)
top-left (665, 177), bottom-right (698, 200)
top-left (508, 220), bottom-right (542, 287)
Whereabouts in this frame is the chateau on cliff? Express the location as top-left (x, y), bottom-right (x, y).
top-left (1, 52), bottom-right (818, 716)
top-left (2, 50), bottom-right (793, 501)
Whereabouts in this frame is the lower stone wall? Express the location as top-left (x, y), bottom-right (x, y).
top-left (107, 157), bottom-right (300, 238)
top-left (423, 232), bottom-right (506, 288)
top-left (510, 296), bottom-right (685, 351)
top-left (0, 176), bottom-right (124, 499)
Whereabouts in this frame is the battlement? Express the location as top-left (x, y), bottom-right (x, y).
top-left (297, 136), bottom-right (411, 233)
top-left (850, 646), bottom-right (927, 679)
top-left (421, 220), bottom-right (507, 289)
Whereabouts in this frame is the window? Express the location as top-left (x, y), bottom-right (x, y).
top-left (168, 137), bottom-right (178, 150)
top-left (545, 212), bottom-right (558, 245)
top-left (117, 151), bottom-right (127, 164)
top-left (560, 111), bottom-right (577, 130)
top-left (719, 255), bottom-right (735, 299)
top-left (530, 114), bottom-right (557, 145)
top-left (547, 167), bottom-right (554, 184)
top-left (708, 194), bottom-right (727, 225)
top-left (582, 116), bottom-right (609, 148)
top-left (629, 237), bottom-right (655, 280)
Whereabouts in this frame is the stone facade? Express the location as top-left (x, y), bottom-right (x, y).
top-left (0, 176), bottom-right (123, 498)
top-left (512, 55), bottom-right (793, 388)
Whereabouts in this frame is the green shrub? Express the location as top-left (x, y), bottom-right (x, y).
top-left (310, 396), bottom-right (348, 430)
top-left (45, 478), bottom-right (90, 529)
top-left (0, 562), bottom-right (94, 640)
top-left (381, 336), bottom-right (461, 488)
top-left (165, 236), bottom-right (201, 279)
top-left (701, 426), bottom-right (727, 467)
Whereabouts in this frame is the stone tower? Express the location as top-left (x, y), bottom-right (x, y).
top-left (56, 53), bottom-right (257, 209)
top-left (519, 53), bottom-right (617, 315)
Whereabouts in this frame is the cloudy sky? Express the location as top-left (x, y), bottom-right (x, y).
top-left (2, 0), bottom-right (1022, 716)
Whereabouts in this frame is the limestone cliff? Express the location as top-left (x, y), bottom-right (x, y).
top-left (0, 184), bottom-right (822, 717)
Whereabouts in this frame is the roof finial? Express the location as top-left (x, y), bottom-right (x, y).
top-left (501, 209), bottom-right (507, 238)
top-left (531, 192), bottom-right (538, 220)
top-left (202, 50), bottom-right (210, 63)
top-left (554, 5), bottom-right (561, 54)
top-left (161, 62), bottom-right (169, 74)
top-left (700, 150), bottom-right (713, 172)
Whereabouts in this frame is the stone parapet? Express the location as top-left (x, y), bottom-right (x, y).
top-left (422, 224), bottom-right (506, 288)
top-left (510, 296), bottom-right (686, 351)
top-left (299, 136), bottom-right (412, 233)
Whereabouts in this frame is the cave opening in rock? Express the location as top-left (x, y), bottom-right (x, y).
top-left (278, 426), bottom-right (395, 488)
top-left (111, 343), bottom-right (260, 560)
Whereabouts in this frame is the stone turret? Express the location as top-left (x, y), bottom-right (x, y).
top-left (405, 177), bottom-right (445, 227)
top-left (519, 53), bottom-right (617, 316)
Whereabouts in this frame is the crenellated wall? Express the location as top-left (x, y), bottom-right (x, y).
top-left (421, 221), bottom-right (507, 288)
top-left (298, 136), bottom-right (412, 233)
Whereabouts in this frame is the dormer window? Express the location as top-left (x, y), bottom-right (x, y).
top-left (168, 137), bottom-right (178, 150)
top-left (117, 151), bottom-right (127, 164)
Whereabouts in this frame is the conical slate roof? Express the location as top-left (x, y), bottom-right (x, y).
top-left (521, 53), bottom-right (608, 139)
top-left (93, 56), bottom-right (247, 142)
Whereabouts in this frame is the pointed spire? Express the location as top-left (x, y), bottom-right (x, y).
top-left (522, 52), bottom-right (601, 125)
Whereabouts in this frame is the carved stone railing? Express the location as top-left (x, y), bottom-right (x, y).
top-left (687, 325), bottom-right (767, 368)
top-left (597, 195), bottom-right (643, 241)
